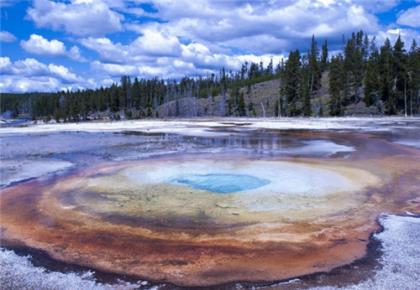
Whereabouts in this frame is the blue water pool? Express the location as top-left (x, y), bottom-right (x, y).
top-left (171, 173), bottom-right (270, 193)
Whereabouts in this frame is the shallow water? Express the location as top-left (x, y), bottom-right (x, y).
top-left (1, 118), bottom-right (419, 289)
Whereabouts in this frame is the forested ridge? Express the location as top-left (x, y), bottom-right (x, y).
top-left (1, 31), bottom-right (419, 121)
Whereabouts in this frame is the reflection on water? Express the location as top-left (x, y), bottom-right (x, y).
top-left (394, 139), bottom-right (420, 149)
top-left (0, 130), bottom-right (359, 187)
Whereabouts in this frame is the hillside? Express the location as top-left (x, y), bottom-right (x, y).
top-left (156, 79), bottom-right (282, 118)
top-left (156, 72), bottom-right (386, 118)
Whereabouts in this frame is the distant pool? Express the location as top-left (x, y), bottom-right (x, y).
top-left (171, 173), bottom-right (270, 193)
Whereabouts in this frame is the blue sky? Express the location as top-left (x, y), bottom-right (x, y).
top-left (0, 0), bottom-right (419, 93)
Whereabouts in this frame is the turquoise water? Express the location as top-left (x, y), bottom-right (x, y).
top-left (171, 173), bottom-right (270, 193)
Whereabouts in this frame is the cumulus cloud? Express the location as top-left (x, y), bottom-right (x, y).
top-left (375, 27), bottom-right (420, 48)
top-left (91, 60), bottom-right (166, 77)
top-left (48, 64), bottom-right (80, 82)
top-left (81, 0), bottom-right (416, 83)
top-left (80, 37), bottom-right (136, 63)
top-left (27, 0), bottom-right (123, 36)
top-left (397, 5), bottom-right (420, 28)
top-left (0, 75), bottom-right (62, 93)
top-left (0, 31), bottom-right (17, 42)
top-left (0, 57), bottom-right (81, 82)
top-left (0, 56), bottom-right (12, 71)
top-left (68, 46), bottom-right (85, 61)
top-left (81, 26), bottom-right (286, 77)
top-left (21, 34), bottom-right (85, 61)
top-left (21, 34), bottom-right (66, 55)
top-left (1, 0), bottom-right (418, 93)
top-left (0, 56), bottom-right (86, 92)
top-left (133, 0), bottom-right (380, 54)
top-left (80, 29), bottom-right (182, 64)
top-left (0, 57), bottom-right (48, 76)
top-left (132, 29), bottom-right (182, 57)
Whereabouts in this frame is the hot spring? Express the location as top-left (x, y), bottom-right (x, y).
top-left (50, 156), bottom-right (380, 229)
top-left (1, 119), bottom-right (420, 288)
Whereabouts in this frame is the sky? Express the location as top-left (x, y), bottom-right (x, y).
top-left (0, 0), bottom-right (419, 93)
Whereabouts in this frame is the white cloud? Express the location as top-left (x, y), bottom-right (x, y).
top-left (397, 5), bottom-right (420, 28)
top-left (87, 37), bottom-right (286, 80)
top-left (27, 0), bottom-right (123, 36)
top-left (81, 27), bottom-right (287, 79)
top-left (80, 37), bottom-right (133, 63)
top-left (0, 31), bottom-right (17, 42)
top-left (81, 29), bottom-right (182, 64)
top-left (375, 28), bottom-right (420, 48)
top-left (0, 56), bottom-right (12, 70)
top-left (21, 34), bottom-right (66, 55)
top-left (91, 60), bottom-right (170, 77)
top-left (1, 57), bottom-right (48, 76)
top-left (95, 0), bottom-right (413, 82)
top-left (1, 0), bottom-right (417, 93)
top-left (136, 0), bottom-right (380, 55)
top-left (0, 74), bottom-right (96, 93)
top-left (91, 61), bottom-right (137, 76)
top-left (0, 75), bottom-right (62, 93)
top-left (69, 46), bottom-right (85, 61)
top-left (132, 29), bottom-right (182, 57)
top-left (48, 64), bottom-right (80, 82)
top-left (21, 34), bottom-right (85, 62)
top-left (0, 57), bottom-right (86, 92)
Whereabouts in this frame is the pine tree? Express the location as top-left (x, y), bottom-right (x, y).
top-left (238, 92), bottom-right (246, 116)
top-left (220, 67), bottom-right (227, 116)
top-left (379, 38), bottom-right (394, 114)
top-left (308, 35), bottom-right (321, 91)
top-left (364, 44), bottom-right (380, 107)
top-left (407, 40), bottom-right (420, 115)
top-left (392, 35), bottom-right (407, 115)
top-left (266, 58), bottom-right (274, 76)
top-left (329, 55), bottom-right (344, 116)
top-left (321, 40), bottom-right (329, 72)
top-left (300, 55), bottom-right (311, 116)
top-left (120, 76), bottom-right (131, 109)
top-left (283, 50), bottom-right (302, 116)
top-left (342, 31), bottom-right (365, 103)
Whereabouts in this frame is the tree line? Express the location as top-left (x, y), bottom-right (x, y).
top-left (1, 30), bottom-right (419, 121)
top-left (328, 31), bottom-right (419, 116)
